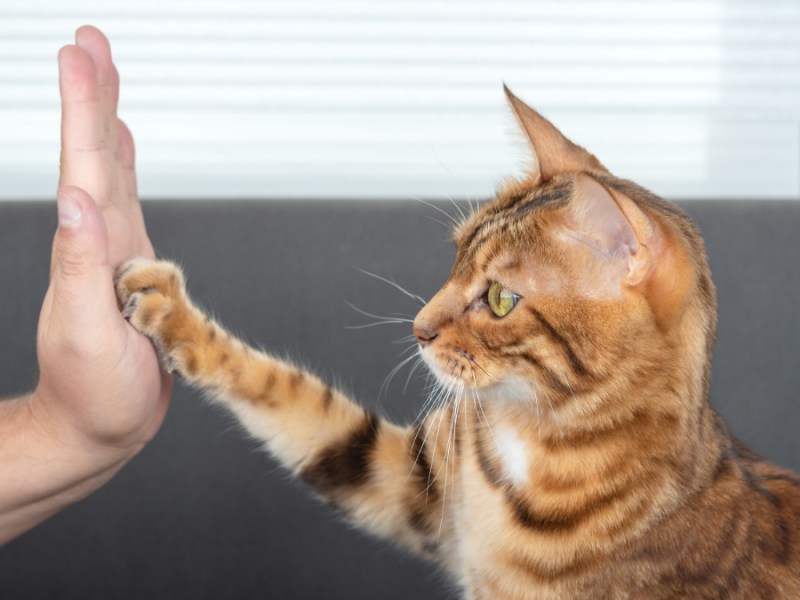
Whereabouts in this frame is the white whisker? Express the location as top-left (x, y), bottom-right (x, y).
top-left (437, 382), bottom-right (463, 540)
top-left (424, 215), bottom-right (456, 231)
top-left (446, 195), bottom-right (468, 224)
top-left (345, 301), bottom-right (415, 323)
top-left (379, 352), bottom-right (421, 399)
top-left (414, 197), bottom-right (462, 228)
top-left (355, 268), bottom-right (427, 306)
top-left (428, 150), bottom-right (477, 226)
top-left (397, 343), bottom-right (420, 357)
top-left (403, 356), bottom-right (425, 394)
top-left (345, 320), bottom-right (412, 330)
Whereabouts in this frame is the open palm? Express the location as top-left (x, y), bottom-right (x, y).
top-left (35, 26), bottom-right (170, 452)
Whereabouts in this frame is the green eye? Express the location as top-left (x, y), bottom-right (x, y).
top-left (487, 282), bottom-right (519, 318)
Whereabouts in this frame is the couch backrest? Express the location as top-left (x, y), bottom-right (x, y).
top-left (1, 200), bottom-right (798, 599)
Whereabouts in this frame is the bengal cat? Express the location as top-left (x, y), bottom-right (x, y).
top-left (115, 88), bottom-right (800, 599)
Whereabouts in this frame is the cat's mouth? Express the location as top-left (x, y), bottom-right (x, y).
top-left (420, 345), bottom-right (540, 403)
top-left (420, 345), bottom-right (486, 390)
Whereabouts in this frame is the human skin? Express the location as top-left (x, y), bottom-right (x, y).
top-left (0, 26), bottom-right (171, 545)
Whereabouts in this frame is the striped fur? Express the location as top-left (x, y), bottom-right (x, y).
top-left (116, 91), bottom-right (800, 598)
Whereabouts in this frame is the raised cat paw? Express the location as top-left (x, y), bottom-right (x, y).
top-left (115, 258), bottom-right (192, 373)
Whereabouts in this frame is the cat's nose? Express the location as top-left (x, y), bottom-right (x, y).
top-left (413, 323), bottom-right (438, 347)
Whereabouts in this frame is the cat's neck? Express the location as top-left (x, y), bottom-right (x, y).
top-left (479, 355), bottom-right (726, 499)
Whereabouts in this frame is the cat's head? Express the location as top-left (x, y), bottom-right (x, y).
top-left (414, 88), bottom-right (717, 417)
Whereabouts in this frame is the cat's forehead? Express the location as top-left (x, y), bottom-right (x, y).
top-left (451, 176), bottom-right (574, 273)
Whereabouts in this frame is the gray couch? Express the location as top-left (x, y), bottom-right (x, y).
top-left (0, 199), bottom-right (798, 599)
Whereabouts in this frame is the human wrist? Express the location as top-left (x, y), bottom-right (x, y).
top-left (27, 384), bottom-right (142, 473)
top-left (0, 391), bottom-right (134, 545)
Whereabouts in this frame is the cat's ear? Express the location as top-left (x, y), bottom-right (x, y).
top-left (504, 85), bottom-right (605, 183)
top-left (559, 174), bottom-right (696, 327)
top-left (557, 174), bottom-right (655, 288)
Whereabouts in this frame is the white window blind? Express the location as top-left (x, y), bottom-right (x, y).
top-left (0, 0), bottom-right (798, 200)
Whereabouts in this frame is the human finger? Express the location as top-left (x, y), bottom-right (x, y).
top-left (117, 119), bottom-right (138, 201)
top-left (75, 26), bottom-right (119, 200)
top-left (58, 44), bottom-right (111, 207)
top-left (117, 119), bottom-right (154, 259)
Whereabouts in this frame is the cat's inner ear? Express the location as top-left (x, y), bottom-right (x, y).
top-left (504, 85), bottom-right (605, 183)
top-left (556, 174), bottom-right (655, 288)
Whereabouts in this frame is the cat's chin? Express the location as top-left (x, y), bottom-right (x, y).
top-left (422, 361), bottom-right (469, 392)
top-left (420, 351), bottom-right (472, 394)
top-left (420, 350), bottom-right (536, 404)
top-left (419, 349), bottom-right (474, 392)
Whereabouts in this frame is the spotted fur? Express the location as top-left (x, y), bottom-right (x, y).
top-left (115, 89), bottom-right (800, 599)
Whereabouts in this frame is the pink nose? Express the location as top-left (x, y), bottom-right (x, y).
top-left (413, 323), bottom-right (438, 347)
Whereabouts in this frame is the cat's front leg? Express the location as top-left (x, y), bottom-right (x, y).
top-left (114, 258), bottom-right (451, 560)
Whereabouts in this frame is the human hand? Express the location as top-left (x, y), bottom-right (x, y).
top-left (0, 26), bottom-right (172, 545)
top-left (57, 26), bottom-right (153, 265)
top-left (31, 26), bottom-right (171, 458)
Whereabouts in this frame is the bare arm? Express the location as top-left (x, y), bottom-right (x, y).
top-left (0, 26), bottom-right (170, 545)
top-left (0, 394), bottom-right (127, 544)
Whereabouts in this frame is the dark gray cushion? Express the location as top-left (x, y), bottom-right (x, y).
top-left (0, 199), bottom-right (798, 599)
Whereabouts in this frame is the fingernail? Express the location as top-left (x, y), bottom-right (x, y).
top-left (57, 192), bottom-right (82, 226)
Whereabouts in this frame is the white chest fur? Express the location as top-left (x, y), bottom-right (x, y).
top-left (494, 427), bottom-right (530, 485)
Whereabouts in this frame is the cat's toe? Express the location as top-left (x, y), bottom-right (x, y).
top-left (115, 259), bottom-right (186, 305)
top-left (121, 291), bottom-right (142, 321)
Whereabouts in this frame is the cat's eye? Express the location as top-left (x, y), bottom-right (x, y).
top-left (486, 282), bottom-right (519, 318)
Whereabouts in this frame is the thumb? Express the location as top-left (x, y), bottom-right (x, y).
top-left (52, 185), bottom-right (109, 279)
top-left (50, 186), bottom-right (116, 326)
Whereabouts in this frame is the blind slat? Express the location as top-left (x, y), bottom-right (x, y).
top-left (0, 0), bottom-right (798, 200)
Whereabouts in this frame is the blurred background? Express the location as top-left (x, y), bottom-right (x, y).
top-left (0, 0), bottom-right (798, 202)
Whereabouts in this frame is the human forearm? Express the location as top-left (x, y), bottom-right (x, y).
top-left (0, 393), bottom-right (132, 546)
